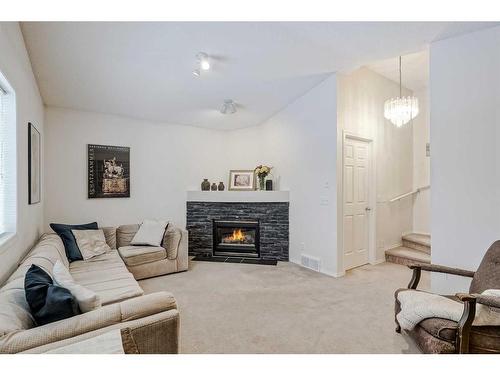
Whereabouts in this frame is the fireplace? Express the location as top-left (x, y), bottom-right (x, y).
top-left (212, 220), bottom-right (260, 258)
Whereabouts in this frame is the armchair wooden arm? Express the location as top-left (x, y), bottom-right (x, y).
top-left (454, 293), bottom-right (500, 353)
top-left (455, 293), bottom-right (477, 354)
top-left (407, 263), bottom-right (475, 289)
top-left (469, 293), bottom-right (500, 309)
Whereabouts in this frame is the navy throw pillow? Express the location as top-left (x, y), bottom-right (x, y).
top-left (50, 222), bottom-right (98, 262)
top-left (24, 264), bottom-right (80, 326)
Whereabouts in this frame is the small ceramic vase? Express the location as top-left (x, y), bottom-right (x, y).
top-left (201, 179), bottom-right (210, 191)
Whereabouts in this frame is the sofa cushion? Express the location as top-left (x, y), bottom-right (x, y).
top-left (69, 250), bottom-right (143, 305)
top-left (130, 220), bottom-right (169, 247)
top-left (418, 317), bottom-right (457, 342)
top-left (53, 260), bottom-right (101, 313)
top-left (0, 234), bottom-right (68, 336)
top-left (50, 222), bottom-right (98, 262)
top-left (72, 229), bottom-right (110, 260)
top-left (409, 323), bottom-right (456, 354)
top-left (116, 224), bottom-right (140, 248)
top-left (24, 265), bottom-right (80, 326)
top-left (163, 226), bottom-right (181, 260)
top-left (101, 227), bottom-right (117, 249)
top-left (118, 246), bottom-right (167, 267)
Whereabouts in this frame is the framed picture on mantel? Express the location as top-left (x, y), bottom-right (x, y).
top-left (228, 170), bottom-right (255, 191)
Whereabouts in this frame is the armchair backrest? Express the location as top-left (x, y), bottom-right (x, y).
top-left (469, 240), bottom-right (500, 293)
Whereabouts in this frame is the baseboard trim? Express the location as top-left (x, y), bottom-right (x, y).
top-left (370, 258), bottom-right (385, 265)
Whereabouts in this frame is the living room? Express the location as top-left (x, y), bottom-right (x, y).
top-left (1, 1), bottom-right (500, 372)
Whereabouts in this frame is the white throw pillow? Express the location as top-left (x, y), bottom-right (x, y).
top-left (130, 219), bottom-right (169, 247)
top-left (52, 260), bottom-right (101, 313)
top-left (72, 229), bottom-right (111, 260)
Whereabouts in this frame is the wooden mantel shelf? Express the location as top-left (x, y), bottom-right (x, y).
top-left (186, 190), bottom-right (289, 203)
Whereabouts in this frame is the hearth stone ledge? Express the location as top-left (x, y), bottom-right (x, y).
top-left (186, 201), bottom-right (289, 261)
top-left (187, 190), bottom-right (289, 203)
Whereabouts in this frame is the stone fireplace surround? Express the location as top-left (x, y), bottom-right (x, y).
top-left (186, 191), bottom-right (289, 261)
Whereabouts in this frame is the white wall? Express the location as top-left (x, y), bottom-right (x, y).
top-left (430, 26), bottom-right (500, 294)
top-left (225, 75), bottom-right (339, 276)
top-left (0, 23), bottom-right (45, 284)
top-left (337, 67), bottom-right (414, 264)
top-left (412, 87), bottom-right (430, 235)
top-left (44, 107), bottom-right (230, 229)
top-left (44, 75), bottom-right (339, 276)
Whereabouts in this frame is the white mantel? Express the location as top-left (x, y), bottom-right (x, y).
top-left (186, 190), bottom-right (289, 203)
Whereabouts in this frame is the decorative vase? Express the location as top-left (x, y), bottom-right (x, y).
top-left (201, 179), bottom-right (210, 191)
top-left (258, 177), bottom-right (266, 191)
top-left (218, 182), bottom-right (225, 191)
top-left (265, 179), bottom-right (273, 191)
top-left (211, 182), bottom-right (217, 191)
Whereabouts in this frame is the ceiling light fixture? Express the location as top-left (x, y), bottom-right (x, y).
top-left (384, 56), bottom-right (419, 127)
top-left (220, 99), bottom-right (236, 115)
top-left (197, 52), bottom-right (210, 70)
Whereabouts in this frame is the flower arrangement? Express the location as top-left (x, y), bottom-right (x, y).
top-left (254, 165), bottom-right (272, 190)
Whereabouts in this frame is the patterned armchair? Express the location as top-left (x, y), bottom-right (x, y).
top-left (395, 241), bottom-right (500, 354)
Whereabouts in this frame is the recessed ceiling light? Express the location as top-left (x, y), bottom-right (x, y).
top-left (196, 52), bottom-right (210, 71)
top-left (220, 99), bottom-right (236, 115)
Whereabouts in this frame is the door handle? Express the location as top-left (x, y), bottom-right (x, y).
top-left (365, 207), bottom-right (372, 211)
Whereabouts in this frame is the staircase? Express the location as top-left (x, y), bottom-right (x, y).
top-left (385, 233), bottom-right (431, 266)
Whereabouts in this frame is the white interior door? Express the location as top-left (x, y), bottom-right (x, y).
top-left (343, 137), bottom-right (371, 270)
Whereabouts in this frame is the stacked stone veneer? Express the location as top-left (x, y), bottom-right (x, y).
top-left (186, 201), bottom-right (289, 260)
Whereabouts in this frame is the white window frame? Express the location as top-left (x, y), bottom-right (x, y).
top-left (0, 71), bottom-right (17, 250)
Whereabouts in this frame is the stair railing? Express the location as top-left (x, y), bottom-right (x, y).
top-left (388, 185), bottom-right (430, 203)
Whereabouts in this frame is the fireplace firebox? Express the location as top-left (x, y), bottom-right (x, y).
top-left (212, 220), bottom-right (260, 258)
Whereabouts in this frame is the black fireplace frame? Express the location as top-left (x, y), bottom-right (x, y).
top-left (212, 219), bottom-right (260, 258)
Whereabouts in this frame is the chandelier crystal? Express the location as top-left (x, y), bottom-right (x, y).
top-left (384, 56), bottom-right (419, 127)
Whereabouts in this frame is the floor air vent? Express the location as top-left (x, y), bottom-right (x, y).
top-left (301, 254), bottom-right (321, 272)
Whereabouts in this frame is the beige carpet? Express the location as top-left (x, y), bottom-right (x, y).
top-left (139, 260), bottom-right (429, 353)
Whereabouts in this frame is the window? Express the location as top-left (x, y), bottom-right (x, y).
top-left (0, 74), bottom-right (16, 241)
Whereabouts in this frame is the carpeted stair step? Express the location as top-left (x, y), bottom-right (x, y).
top-left (402, 233), bottom-right (431, 255)
top-left (385, 246), bottom-right (430, 266)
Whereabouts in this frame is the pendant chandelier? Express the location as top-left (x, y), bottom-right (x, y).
top-left (384, 56), bottom-right (419, 127)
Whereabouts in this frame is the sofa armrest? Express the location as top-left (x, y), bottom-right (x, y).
top-left (120, 291), bottom-right (177, 321)
top-left (0, 292), bottom-right (177, 354)
top-left (20, 309), bottom-right (180, 354)
top-left (176, 228), bottom-right (189, 272)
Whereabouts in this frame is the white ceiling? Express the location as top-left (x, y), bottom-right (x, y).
top-left (366, 50), bottom-right (429, 92)
top-left (21, 22), bottom-right (498, 130)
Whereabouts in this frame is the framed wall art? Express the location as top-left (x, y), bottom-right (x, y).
top-left (88, 144), bottom-right (130, 198)
top-left (28, 122), bottom-right (41, 204)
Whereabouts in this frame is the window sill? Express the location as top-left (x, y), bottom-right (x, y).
top-left (0, 232), bottom-right (17, 254)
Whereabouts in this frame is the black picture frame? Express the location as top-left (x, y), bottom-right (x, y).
top-left (87, 144), bottom-right (130, 199)
top-left (28, 122), bottom-right (41, 205)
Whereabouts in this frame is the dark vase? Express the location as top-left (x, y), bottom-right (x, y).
top-left (218, 182), bottom-right (225, 191)
top-left (265, 179), bottom-right (273, 191)
top-left (201, 179), bottom-right (210, 191)
top-left (211, 183), bottom-right (217, 191)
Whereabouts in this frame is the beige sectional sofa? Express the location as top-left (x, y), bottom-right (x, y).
top-left (116, 224), bottom-right (188, 280)
top-left (0, 224), bottom-right (188, 354)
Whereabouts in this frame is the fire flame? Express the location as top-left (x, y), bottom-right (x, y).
top-left (228, 229), bottom-right (245, 242)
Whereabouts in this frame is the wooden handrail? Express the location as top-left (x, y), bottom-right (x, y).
top-left (388, 185), bottom-right (430, 203)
